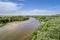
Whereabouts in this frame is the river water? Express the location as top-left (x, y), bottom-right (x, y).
top-left (0, 18), bottom-right (42, 40)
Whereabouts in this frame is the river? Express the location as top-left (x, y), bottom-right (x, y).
top-left (0, 18), bottom-right (42, 40)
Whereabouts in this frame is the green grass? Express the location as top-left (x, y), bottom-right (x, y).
top-left (29, 16), bottom-right (60, 40)
top-left (0, 23), bottom-right (4, 27)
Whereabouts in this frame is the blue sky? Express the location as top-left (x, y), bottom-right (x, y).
top-left (0, 0), bottom-right (60, 15)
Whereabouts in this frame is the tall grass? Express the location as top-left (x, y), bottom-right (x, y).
top-left (29, 15), bottom-right (60, 40)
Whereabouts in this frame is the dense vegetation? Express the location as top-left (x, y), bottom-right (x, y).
top-left (29, 15), bottom-right (60, 40)
top-left (0, 15), bottom-right (60, 40)
top-left (0, 16), bottom-right (29, 27)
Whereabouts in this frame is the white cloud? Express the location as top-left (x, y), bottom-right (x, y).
top-left (0, 0), bottom-right (56, 16)
top-left (18, 9), bottom-right (55, 15)
top-left (0, 1), bottom-right (24, 13)
top-left (0, 2), bottom-right (17, 13)
top-left (0, 9), bottom-right (56, 15)
top-left (6, 9), bottom-right (55, 16)
top-left (0, 2), bottom-right (56, 16)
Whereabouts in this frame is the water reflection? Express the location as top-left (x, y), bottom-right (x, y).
top-left (0, 18), bottom-right (42, 40)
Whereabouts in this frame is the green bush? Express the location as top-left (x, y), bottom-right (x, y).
top-left (29, 16), bottom-right (60, 40)
top-left (0, 16), bottom-right (29, 27)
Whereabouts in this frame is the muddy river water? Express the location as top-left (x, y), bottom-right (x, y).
top-left (0, 18), bottom-right (42, 40)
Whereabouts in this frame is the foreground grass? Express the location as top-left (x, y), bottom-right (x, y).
top-left (29, 16), bottom-right (60, 40)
